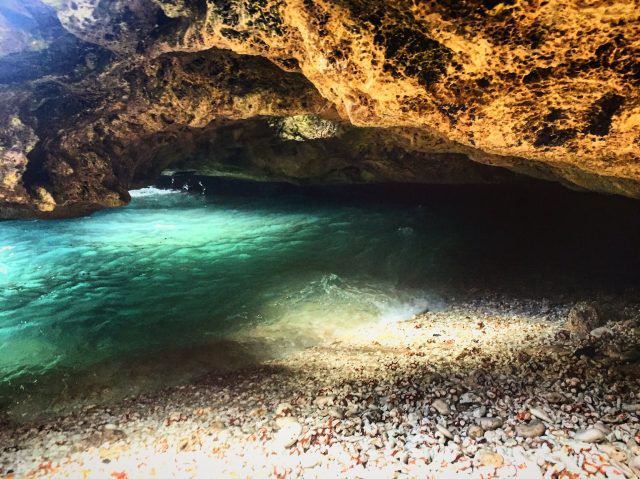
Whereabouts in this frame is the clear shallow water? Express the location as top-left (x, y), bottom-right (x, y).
top-left (1, 182), bottom-right (639, 420)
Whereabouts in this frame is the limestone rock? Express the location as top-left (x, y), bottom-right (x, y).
top-left (566, 302), bottom-right (603, 337)
top-left (1, 0), bottom-right (639, 218)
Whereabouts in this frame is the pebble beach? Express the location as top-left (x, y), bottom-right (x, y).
top-left (2, 295), bottom-right (640, 479)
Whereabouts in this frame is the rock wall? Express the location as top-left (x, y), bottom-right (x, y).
top-left (0, 0), bottom-right (638, 217)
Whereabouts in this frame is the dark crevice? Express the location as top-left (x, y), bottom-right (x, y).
top-left (583, 93), bottom-right (625, 137)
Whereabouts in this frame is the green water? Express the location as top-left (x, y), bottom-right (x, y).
top-left (1, 182), bottom-right (639, 420)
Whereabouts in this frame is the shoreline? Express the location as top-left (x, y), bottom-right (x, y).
top-left (1, 298), bottom-right (640, 478)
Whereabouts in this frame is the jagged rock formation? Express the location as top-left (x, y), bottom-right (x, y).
top-left (0, 0), bottom-right (638, 217)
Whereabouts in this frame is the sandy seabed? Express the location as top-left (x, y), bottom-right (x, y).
top-left (1, 296), bottom-right (640, 479)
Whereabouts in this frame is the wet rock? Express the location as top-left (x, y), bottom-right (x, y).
top-left (515, 421), bottom-right (545, 438)
top-left (566, 302), bottom-right (602, 337)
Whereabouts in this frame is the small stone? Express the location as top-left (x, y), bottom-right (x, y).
top-left (315, 395), bottom-right (336, 407)
top-left (210, 421), bottom-right (226, 432)
top-left (598, 443), bottom-right (628, 462)
top-left (468, 424), bottom-right (484, 439)
top-left (370, 437), bottom-right (384, 449)
top-left (544, 392), bottom-right (566, 404)
top-left (479, 417), bottom-right (503, 431)
top-left (327, 407), bottom-right (344, 419)
top-left (275, 403), bottom-right (292, 415)
top-left (101, 424), bottom-right (126, 442)
top-left (436, 424), bottom-right (454, 439)
top-left (529, 407), bottom-right (553, 423)
top-left (275, 416), bottom-right (299, 428)
top-left (566, 302), bottom-right (602, 337)
top-left (590, 326), bottom-right (612, 338)
top-left (515, 420), bottom-right (545, 438)
top-left (460, 392), bottom-right (480, 404)
top-left (593, 422), bottom-right (612, 435)
top-left (477, 450), bottom-right (504, 468)
top-left (621, 404), bottom-right (640, 412)
top-left (473, 406), bottom-right (488, 418)
top-left (626, 438), bottom-right (640, 455)
top-left (431, 399), bottom-right (450, 415)
top-left (574, 428), bottom-right (606, 443)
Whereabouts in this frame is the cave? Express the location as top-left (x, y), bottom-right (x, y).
top-left (1, 1), bottom-right (640, 477)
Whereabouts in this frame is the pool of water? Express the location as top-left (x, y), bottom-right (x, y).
top-left (1, 181), bottom-right (639, 420)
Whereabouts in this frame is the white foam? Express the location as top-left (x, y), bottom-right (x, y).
top-left (129, 187), bottom-right (182, 198)
top-left (377, 297), bottom-right (431, 324)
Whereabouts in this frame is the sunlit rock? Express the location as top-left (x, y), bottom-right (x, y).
top-left (0, 0), bottom-right (639, 217)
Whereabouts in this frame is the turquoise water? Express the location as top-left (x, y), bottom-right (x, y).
top-left (1, 182), bottom-right (639, 420)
